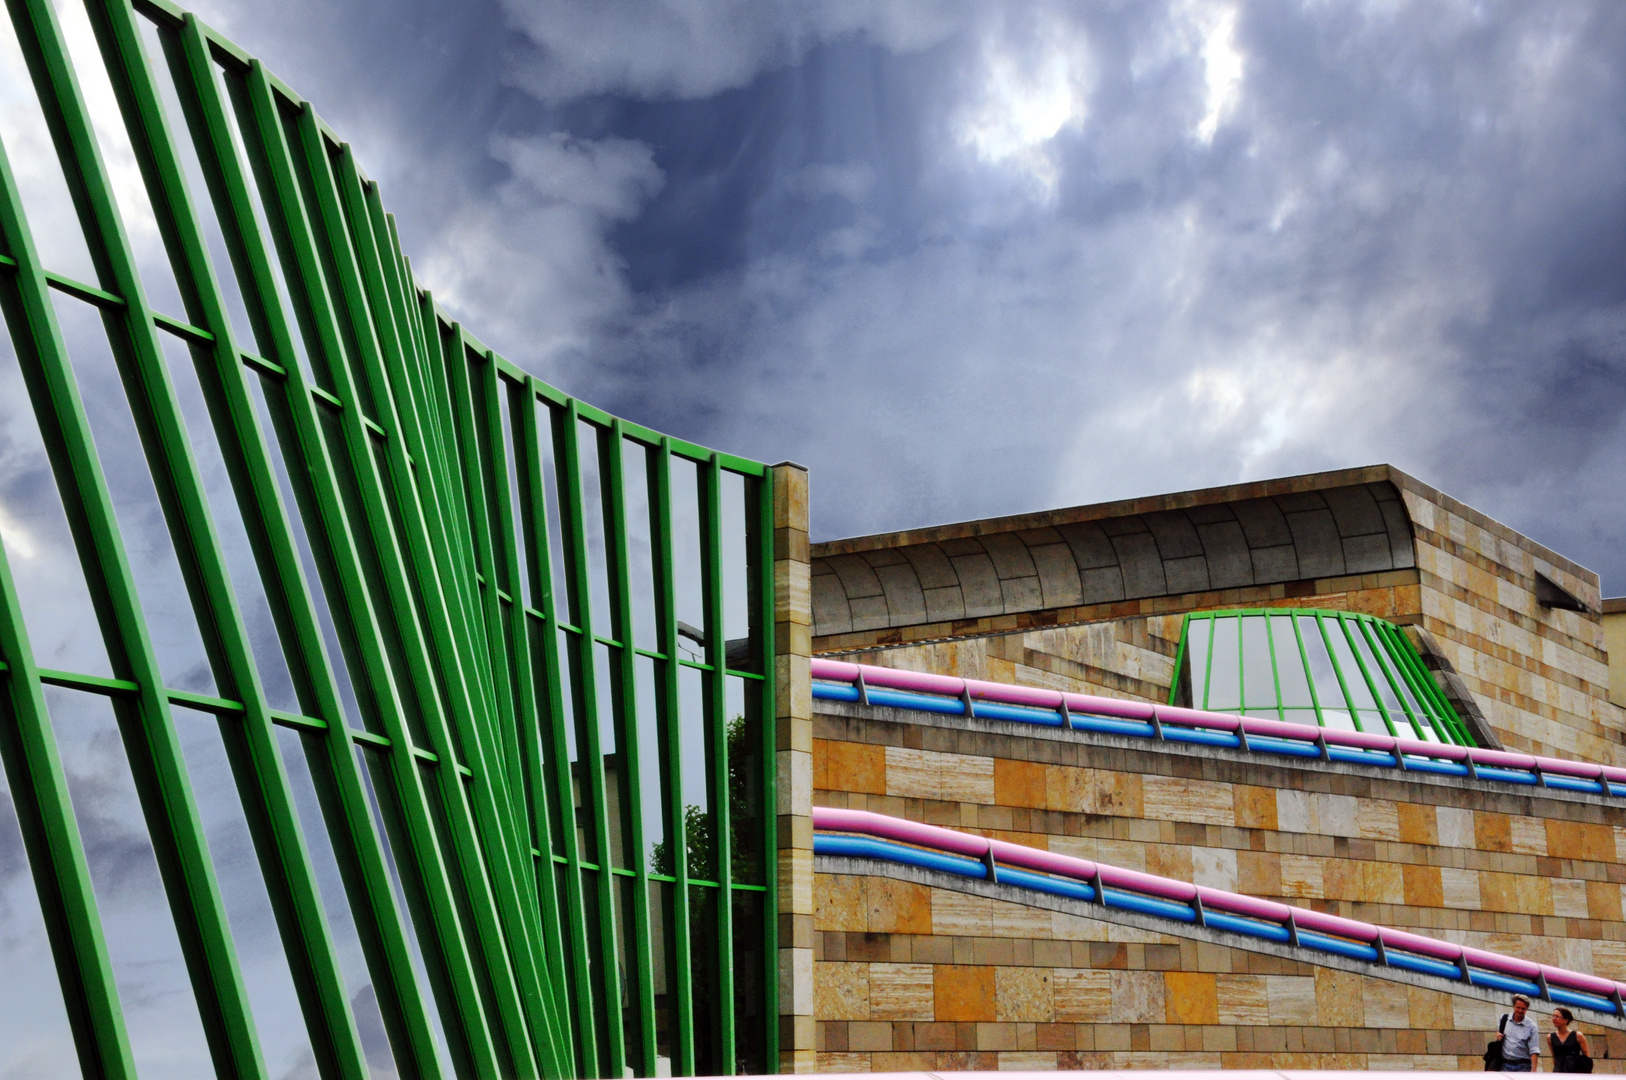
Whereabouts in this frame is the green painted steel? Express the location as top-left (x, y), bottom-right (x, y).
top-left (1171, 609), bottom-right (1473, 746)
top-left (0, 0), bottom-right (777, 1076)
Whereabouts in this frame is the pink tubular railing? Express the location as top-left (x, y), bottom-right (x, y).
top-left (811, 658), bottom-right (1626, 793)
top-left (813, 807), bottom-right (1626, 1014)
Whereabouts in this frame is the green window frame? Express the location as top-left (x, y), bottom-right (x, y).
top-left (1169, 609), bottom-right (1473, 747)
top-left (0, 0), bottom-right (777, 1076)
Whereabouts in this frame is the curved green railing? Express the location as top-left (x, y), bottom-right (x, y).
top-left (1170, 609), bottom-right (1472, 746)
top-left (0, 0), bottom-right (775, 1077)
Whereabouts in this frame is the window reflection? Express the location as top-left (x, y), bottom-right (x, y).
top-left (1177, 610), bottom-right (1465, 744)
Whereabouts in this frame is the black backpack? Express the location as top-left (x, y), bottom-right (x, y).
top-left (1483, 1014), bottom-right (1508, 1072)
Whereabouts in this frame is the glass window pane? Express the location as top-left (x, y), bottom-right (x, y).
top-left (497, 376), bottom-right (528, 606)
top-left (1203, 616), bottom-right (1240, 711)
top-left (0, 6), bottom-right (97, 280)
top-left (45, 687), bottom-right (214, 1077)
top-left (1239, 615), bottom-right (1276, 714)
top-left (173, 706), bottom-right (314, 1076)
top-left (676, 665), bottom-right (711, 880)
top-left (54, 293), bottom-right (215, 693)
top-left (1179, 617), bottom-right (1210, 709)
top-left (726, 676), bottom-right (762, 885)
top-left (1351, 620), bottom-right (1405, 715)
top-left (730, 890), bottom-right (766, 1075)
top-left (634, 654), bottom-right (667, 872)
top-left (1325, 618), bottom-right (1378, 712)
top-left (0, 315), bottom-right (113, 676)
top-left (594, 641), bottom-right (628, 871)
top-left (669, 458), bottom-right (704, 661)
top-left (158, 331), bottom-right (298, 711)
top-left (0, 739), bottom-right (81, 1077)
top-left (649, 880), bottom-right (675, 1075)
top-left (1280, 707), bottom-right (1320, 730)
top-left (621, 440), bottom-right (658, 654)
top-left (274, 727), bottom-right (398, 1078)
top-left (576, 419), bottom-right (612, 634)
top-left (720, 470), bottom-right (750, 672)
top-left (687, 884), bottom-right (720, 1076)
top-left (1300, 616), bottom-right (1346, 712)
top-left (1270, 614), bottom-right (1314, 708)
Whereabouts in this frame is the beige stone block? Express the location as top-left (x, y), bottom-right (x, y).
top-left (1314, 968), bottom-right (1364, 1027)
top-left (1265, 976), bottom-right (1317, 1024)
top-left (1356, 798), bottom-right (1401, 841)
top-left (1362, 978), bottom-right (1411, 1027)
top-left (869, 964), bottom-right (935, 1021)
top-left (1053, 969), bottom-right (1112, 1022)
top-left (1591, 941), bottom-right (1626, 980)
top-left (814, 1052), bottom-right (870, 1072)
top-left (1313, 793), bottom-right (1361, 838)
top-left (1215, 974), bottom-right (1269, 1025)
top-left (846, 1021), bottom-right (893, 1052)
top-left (1440, 868), bottom-right (1480, 910)
top-left (1276, 789), bottom-right (1312, 834)
top-left (817, 962), bottom-right (869, 1020)
top-left (1191, 847), bottom-right (1238, 892)
top-left (815, 875), bottom-right (867, 932)
top-left (867, 877), bottom-right (932, 935)
top-left (996, 968), bottom-right (1055, 1023)
top-left (987, 895), bottom-right (1053, 939)
top-left (932, 889), bottom-right (994, 937)
top-left (782, 846), bottom-right (815, 915)
top-left (1552, 879), bottom-right (1591, 919)
top-left (884, 746), bottom-right (995, 803)
top-left (1438, 806), bottom-right (1476, 849)
top-left (996, 1050), bottom-right (1057, 1070)
top-left (1109, 971), bottom-right (1166, 1024)
top-left (1451, 994), bottom-right (1502, 1032)
top-left (1143, 776), bottom-right (1235, 826)
top-left (1280, 854), bottom-right (1325, 899)
top-left (1510, 815), bottom-right (1548, 856)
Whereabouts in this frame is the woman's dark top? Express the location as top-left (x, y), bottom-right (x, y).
top-left (1550, 1030), bottom-right (1585, 1072)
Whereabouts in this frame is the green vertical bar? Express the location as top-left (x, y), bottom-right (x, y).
top-left (1264, 613), bottom-right (1285, 723)
top-left (604, 421), bottom-right (659, 1074)
top-left (236, 62), bottom-right (499, 1078)
top-left (652, 439), bottom-right (696, 1077)
top-left (1357, 618), bottom-right (1426, 740)
top-left (171, 23), bottom-right (448, 1076)
top-left (754, 469), bottom-right (779, 1072)
top-left (4, 2), bottom-right (268, 1075)
top-left (1165, 614), bottom-right (1191, 707)
top-left (0, 290), bottom-right (135, 1080)
top-left (296, 114), bottom-right (547, 1080)
top-left (518, 383), bottom-right (596, 1078)
top-left (1200, 613), bottom-right (1216, 709)
top-left (80, 6), bottom-right (382, 1076)
top-left (557, 401), bottom-right (627, 1077)
top-left (1314, 613), bottom-right (1366, 734)
top-left (1334, 613), bottom-right (1397, 737)
top-left (1288, 613), bottom-right (1326, 729)
top-left (700, 453), bottom-right (736, 1072)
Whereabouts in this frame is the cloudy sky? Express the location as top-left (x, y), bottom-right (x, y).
top-left (157, 0), bottom-right (1626, 588)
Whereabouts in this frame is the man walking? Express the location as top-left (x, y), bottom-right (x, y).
top-left (1496, 994), bottom-right (1542, 1072)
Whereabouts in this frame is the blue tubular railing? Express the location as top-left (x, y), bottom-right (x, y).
top-left (811, 659), bottom-right (1626, 801)
top-left (813, 807), bottom-right (1626, 1022)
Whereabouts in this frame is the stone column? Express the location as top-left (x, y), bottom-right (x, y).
top-left (772, 462), bottom-right (814, 1072)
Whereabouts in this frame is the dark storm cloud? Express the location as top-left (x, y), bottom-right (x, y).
top-left (29, 0), bottom-right (1626, 595)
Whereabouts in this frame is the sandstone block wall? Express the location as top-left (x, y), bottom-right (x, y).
top-left (813, 869), bottom-right (1626, 1071)
top-left (812, 701), bottom-right (1626, 1069)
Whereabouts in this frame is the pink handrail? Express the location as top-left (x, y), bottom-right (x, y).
top-left (813, 658), bottom-right (1621, 791)
top-left (813, 806), bottom-right (1626, 1008)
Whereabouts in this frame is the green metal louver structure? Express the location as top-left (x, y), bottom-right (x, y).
top-left (1171, 609), bottom-right (1472, 746)
top-left (0, 0), bottom-right (775, 1076)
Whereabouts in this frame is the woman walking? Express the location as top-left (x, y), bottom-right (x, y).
top-left (1549, 1007), bottom-right (1592, 1073)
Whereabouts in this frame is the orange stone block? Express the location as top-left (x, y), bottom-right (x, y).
top-left (868, 876), bottom-right (932, 935)
top-left (935, 965), bottom-right (996, 1023)
top-left (1163, 972), bottom-right (1218, 1025)
top-left (1233, 785), bottom-right (1278, 830)
top-left (1475, 812), bottom-right (1512, 853)
top-left (1587, 880), bottom-right (1623, 922)
top-left (1396, 802), bottom-right (1438, 846)
top-left (1547, 820), bottom-right (1613, 863)
top-left (994, 758), bottom-right (1048, 809)
top-left (816, 739), bottom-right (886, 795)
top-left (1402, 864), bottom-right (1444, 908)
